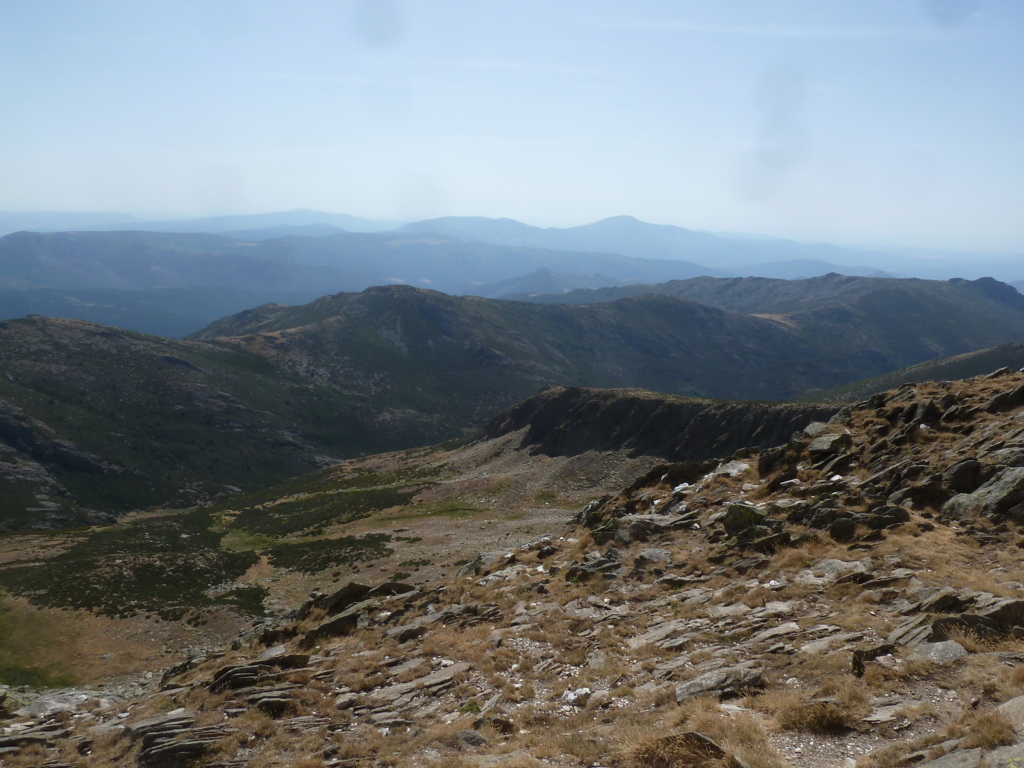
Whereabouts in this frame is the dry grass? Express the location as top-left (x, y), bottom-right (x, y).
top-left (618, 731), bottom-right (733, 768)
top-left (855, 732), bottom-right (950, 768)
top-left (946, 627), bottom-right (1024, 654)
top-left (957, 653), bottom-right (1024, 702)
top-left (618, 697), bottom-right (785, 768)
top-left (752, 675), bottom-right (870, 735)
top-left (862, 654), bottom-right (938, 690)
top-left (955, 707), bottom-right (1017, 748)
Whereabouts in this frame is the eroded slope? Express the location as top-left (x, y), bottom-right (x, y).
top-left (7, 370), bottom-right (1024, 767)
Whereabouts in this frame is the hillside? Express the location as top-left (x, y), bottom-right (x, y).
top-left (513, 273), bottom-right (1024, 315)
top-left (4, 275), bottom-right (1024, 533)
top-left (0, 385), bottom-right (832, 693)
top-left (0, 316), bottom-right (459, 532)
top-left (5, 370), bottom-right (1024, 767)
top-left (798, 343), bottom-right (1024, 402)
top-left (193, 281), bottom-right (1024, 406)
top-left (0, 286), bottom-right (326, 338)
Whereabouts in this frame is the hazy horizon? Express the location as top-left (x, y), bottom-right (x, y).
top-left (3, 1), bottom-right (1023, 254)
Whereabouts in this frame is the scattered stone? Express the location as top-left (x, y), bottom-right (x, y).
top-left (808, 432), bottom-right (853, 457)
top-left (909, 641), bottom-right (968, 665)
top-left (721, 504), bottom-right (766, 537)
top-left (561, 687), bottom-right (592, 706)
top-left (634, 548), bottom-right (672, 569)
top-left (829, 517), bottom-right (858, 543)
top-left (852, 643), bottom-right (898, 677)
top-left (473, 716), bottom-right (515, 734)
top-left (457, 729), bottom-right (488, 747)
top-left (675, 662), bottom-right (763, 702)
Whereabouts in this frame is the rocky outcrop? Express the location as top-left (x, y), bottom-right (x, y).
top-left (483, 386), bottom-right (838, 462)
top-left (943, 467), bottom-right (1024, 520)
top-left (0, 400), bottom-right (113, 474)
top-left (11, 370), bottom-right (1024, 768)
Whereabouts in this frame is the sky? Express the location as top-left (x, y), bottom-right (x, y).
top-left (1, 0), bottom-right (1022, 253)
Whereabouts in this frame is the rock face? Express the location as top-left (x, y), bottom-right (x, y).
top-left (484, 385), bottom-right (837, 463)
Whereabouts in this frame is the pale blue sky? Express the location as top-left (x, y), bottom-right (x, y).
top-left (1, 1), bottom-right (1022, 252)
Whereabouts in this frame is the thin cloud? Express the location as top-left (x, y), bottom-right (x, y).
top-left (237, 70), bottom-right (481, 92)
top-left (444, 59), bottom-right (608, 78)
top-left (604, 19), bottom-right (946, 41)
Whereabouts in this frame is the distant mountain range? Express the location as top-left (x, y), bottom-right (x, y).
top-left (0, 208), bottom-right (399, 236)
top-left (0, 210), bottom-right (1021, 337)
top-left (399, 214), bottom-right (889, 275)
top-left (0, 229), bottom-right (727, 335)
top-left (398, 215), bottom-right (1024, 282)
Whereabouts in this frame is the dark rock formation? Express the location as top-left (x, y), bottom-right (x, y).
top-left (483, 386), bottom-right (838, 463)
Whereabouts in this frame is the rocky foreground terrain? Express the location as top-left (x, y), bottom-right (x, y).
top-left (7, 369), bottom-right (1024, 767)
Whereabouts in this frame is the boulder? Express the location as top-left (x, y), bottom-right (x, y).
top-left (829, 518), bottom-right (858, 543)
top-left (909, 641), bottom-right (968, 665)
top-left (674, 662), bottom-right (763, 702)
top-left (997, 692), bottom-right (1024, 728)
top-left (304, 600), bottom-right (374, 645)
top-left (808, 433), bottom-right (852, 457)
top-left (634, 548), bottom-right (672, 568)
top-left (867, 506), bottom-right (911, 529)
top-left (943, 459), bottom-right (983, 494)
top-left (458, 729), bottom-right (489, 749)
top-left (992, 448), bottom-right (1024, 467)
top-left (804, 422), bottom-right (830, 438)
top-left (722, 504), bottom-right (766, 537)
top-left (983, 382), bottom-right (1024, 413)
top-left (942, 467), bottom-right (1024, 520)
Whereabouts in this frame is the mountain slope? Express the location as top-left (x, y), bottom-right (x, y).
top-left (515, 273), bottom-right (1024, 314)
top-left (193, 280), bottom-right (1024, 408)
top-left (0, 316), bottom-right (461, 531)
top-left (797, 342), bottom-right (1024, 402)
top-left (0, 286), bottom-right (327, 338)
top-left (4, 275), bottom-right (1024, 532)
top-left (10, 371), bottom-right (1024, 767)
top-left (455, 268), bottom-right (630, 299)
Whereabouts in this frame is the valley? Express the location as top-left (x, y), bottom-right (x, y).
top-left (5, 275), bottom-right (1024, 536)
